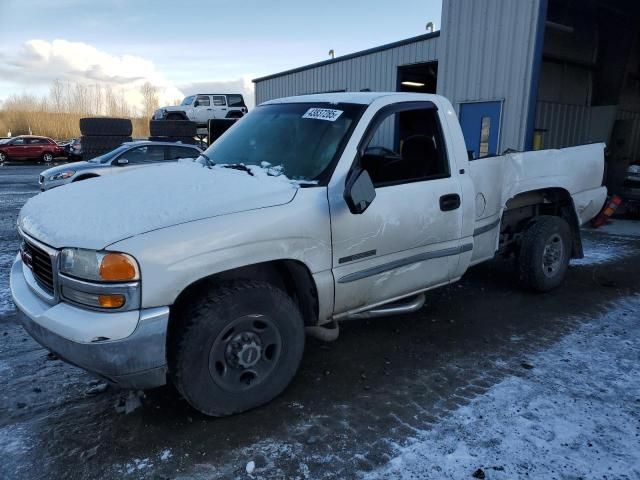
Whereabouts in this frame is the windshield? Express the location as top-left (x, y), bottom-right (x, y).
top-left (200, 102), bottom-right (365, 182)
top-left (87, 144), bottom-right (130, 163)
top-left (181, 95), bottom-right (195, 106)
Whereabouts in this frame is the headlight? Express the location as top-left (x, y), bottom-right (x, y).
top-left (49, 171), bottom-right (75, 181)
top-left (60, 249), bottom-right (139, 282)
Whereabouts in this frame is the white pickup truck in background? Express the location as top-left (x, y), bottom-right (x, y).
top-left (11, 92), bottom-right (607, 416)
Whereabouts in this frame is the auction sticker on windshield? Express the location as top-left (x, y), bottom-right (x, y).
top-left (302, 108), bottom-right (343, 122)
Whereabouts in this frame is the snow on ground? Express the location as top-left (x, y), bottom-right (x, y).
top-left (364, 296), bottom-right (640, 480)
top-left (0, 252), bottom-right (17, 315)
top-left (571, 232), bottom-right (640, 265)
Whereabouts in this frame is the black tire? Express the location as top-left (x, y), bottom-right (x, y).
top-left (148, 136), bottom-right (197, 145)
top-left (80, 136), bottom-right (132, 157)
top-left (150, 120), bottom-right (197, 137)
top-left (518, 215), bottom-right (571, 292)
top-left (80, 118), bottom-right (132, 136)
top-left (42, 152), bottom-right (54, 163)
top-left (170, 280), bottom-right (305, 416)
top-left (0, 151), bottom-right (7, 163)
top-left (208, 118), bottom-right (237, 144)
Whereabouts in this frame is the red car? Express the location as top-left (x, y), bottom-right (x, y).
top-left (0, 135), bottom-right (65, 163)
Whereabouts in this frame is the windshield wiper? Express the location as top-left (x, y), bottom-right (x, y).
top-left (222, 163), bottom-right (254, 176)
top-left (198, 153), bottom-right (213, 168)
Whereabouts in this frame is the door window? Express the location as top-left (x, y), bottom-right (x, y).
top-left (360, 106), bottom-right (449, 187)
top-left (195, 95), bottom-right (210, 107)
top-left (479, 116), bottom-right (491, 158)
top-left (29, 138), bottom-right (47, 144)
top-left (11, 138), bottom-right (26, 145)
top-left (167, 146), bottom-right (199, 160)
top-left (212, 96), bottom-right (226, 106)
top-left (119, 145), bottom-right (165, 164)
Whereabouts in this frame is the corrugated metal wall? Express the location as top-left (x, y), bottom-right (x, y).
top-left (535, 101), bottom-right (592, 148)
top-left (437, 0), bottom-right (543, 152)
top-left (254, 36), bottom-right (439, 105)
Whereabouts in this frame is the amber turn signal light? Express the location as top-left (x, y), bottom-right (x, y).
top-left (99, 253), bottom-right (138, 281)
top-left (98, 294), bottom-right (126, 309)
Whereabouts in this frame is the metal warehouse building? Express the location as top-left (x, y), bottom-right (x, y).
top-left (254, 0), bottom-right (640, 191)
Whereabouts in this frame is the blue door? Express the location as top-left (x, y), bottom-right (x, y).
top-left (459, 101), bottom-right (502, 159)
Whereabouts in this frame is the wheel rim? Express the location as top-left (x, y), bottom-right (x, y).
top-left (0, 152), bottom-right (5, 162)
top-left (44, 153), bottom-right (53, 162)
top-left (542, 233), bottom-right (564, 277)
top-left (208, 314), bottom-right (282, 391)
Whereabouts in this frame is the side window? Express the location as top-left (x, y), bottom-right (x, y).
top-left (12, 138), bottom-right (26, 145)
top-left (227, 95), bottom-right (244, 107)
top-left (195, 95), bottom-right (210, 107)
top-left (120, 146), bottom-right (165, 164)
top-left (360, 106), bottom-right (449, 187)
top-left (212, 95), bottom-right (226, 106)
top-left (30, 138), bottom-right (46, 144)
top-left (478, 116), bottom-right (491, 158)
top-left (167, 146), bottom-right (198, 160)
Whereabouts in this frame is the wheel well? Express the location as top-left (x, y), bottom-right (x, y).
top-left (499, 188), bottom-right (583, 259)
top-left (168, 260), bottom-right (319, 338)
top-left (73, 174), bottom-right (99, 182)
top-left (166, 112), bottom-right (188, 120)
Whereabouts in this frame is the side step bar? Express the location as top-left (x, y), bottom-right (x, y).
top-left (345, 293), bottom-right (426, 320)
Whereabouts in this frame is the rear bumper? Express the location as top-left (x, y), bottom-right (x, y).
top-left (10, 257), bottom-right (169, 389)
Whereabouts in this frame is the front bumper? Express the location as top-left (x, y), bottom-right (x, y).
top-left (10, 256), bottom-right (169, 389)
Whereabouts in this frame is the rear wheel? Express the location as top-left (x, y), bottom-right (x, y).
top-left (42, 152), bottom-right (53, 163)
top-left (518, 215), bottom-right (571, 291)
top-left (170, 280), bottom-right (305, 416)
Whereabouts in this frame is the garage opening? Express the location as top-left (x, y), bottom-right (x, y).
top-left (397, 62), bottom-right (438, 94)
top-left (534, 0), bottom-right (640, 194)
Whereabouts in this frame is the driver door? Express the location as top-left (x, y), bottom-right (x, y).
top-left (329, 102), bottom-right (465, 315)
top-left (193, 95), bottom-right (212, 124)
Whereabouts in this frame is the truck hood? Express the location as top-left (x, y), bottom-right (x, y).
top-left (158, 105), bottom-right (188, 113)
top-left (19, 162), bottom-right (298, 250)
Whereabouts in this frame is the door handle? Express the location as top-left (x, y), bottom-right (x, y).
top-left (439, 193), bottom-right (461, 211)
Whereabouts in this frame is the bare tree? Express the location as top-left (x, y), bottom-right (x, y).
top-left (140, 81), bottom-right (159, 118)
top-left (50, 79), bottom-right (65, 112)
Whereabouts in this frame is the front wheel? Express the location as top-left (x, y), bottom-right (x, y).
top-left (42, 152), bottom-right (54, 163)
top-left (170, 281), bottom-right (305, 416)
top-left (518, 215), bottom-right (571, 292)
top-left (0, 152), bottom-right (7, 163)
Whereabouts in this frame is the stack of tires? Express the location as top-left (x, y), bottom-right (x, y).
top-left (80, 118), bottom-right (133, 160)
top-left (207, 118), bottom-right (237, 146)
top-left (149, 120), bottom-right (197, 145)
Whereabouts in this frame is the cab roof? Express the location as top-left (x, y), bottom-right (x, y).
top-left (261, 91), bottom-right (442, 106)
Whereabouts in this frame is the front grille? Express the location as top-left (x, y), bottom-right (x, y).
top-left (24, 240), bottom-right (55, 294)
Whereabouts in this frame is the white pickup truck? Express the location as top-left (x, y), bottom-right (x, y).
top-left (11, 93), bottom-right (607, 416)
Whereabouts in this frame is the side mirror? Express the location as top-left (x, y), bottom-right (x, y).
top-left (116, 158), bottom-right (129, 166)
top-left (344, 168), bottom-right (376, 214)
top-left (193, 100), bottom-right (200, 107)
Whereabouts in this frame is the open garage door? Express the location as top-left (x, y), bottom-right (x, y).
top-left (397, 62), bottom-right (438, 94)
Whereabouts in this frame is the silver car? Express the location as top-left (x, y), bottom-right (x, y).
top-left (39, 141), bottom-right (202, 191)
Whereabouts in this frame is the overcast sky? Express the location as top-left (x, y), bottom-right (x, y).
top-left (0, 0), bottom-right (442, 110)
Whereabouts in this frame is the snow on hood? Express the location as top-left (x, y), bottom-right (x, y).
top-left (19, 162), bottom-right (299, 250)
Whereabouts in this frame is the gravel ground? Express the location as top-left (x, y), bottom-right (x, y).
top-left (1, 165), bottom-right (639, 479)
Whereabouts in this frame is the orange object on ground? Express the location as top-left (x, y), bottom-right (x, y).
top-left (591, 195), bottom-right (622, 228)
